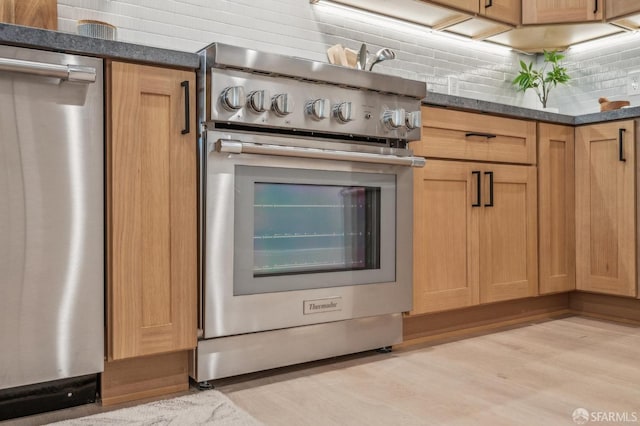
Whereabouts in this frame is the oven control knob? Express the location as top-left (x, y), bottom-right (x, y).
top-left (382, 108), bottom-right (405, 129)
top-left (334, 102), bottom-right (353, 123)
top-left (405, 111), bottom-right (422, 130)
top-left (305, 98), bottom-right (330, 120)
top-left (247, 90), bottom-right (271, 113)
top-left (272, 93), bottom-right (294, 116)
top-left (220, 86), bottom-right (246, 111)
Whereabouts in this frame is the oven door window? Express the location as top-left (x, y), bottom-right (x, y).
top-left (234, 166), bottom-right (396, 295)
top-left (254, 182), bottom-right (380, 276)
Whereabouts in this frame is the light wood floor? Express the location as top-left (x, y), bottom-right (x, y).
top-left (219, 316), bottom-right (640, 426)
top-left (4, 316), bottom-right (640, 425)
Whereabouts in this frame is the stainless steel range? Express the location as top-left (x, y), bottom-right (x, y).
top-left (192, 43), bottom-right (426, 383)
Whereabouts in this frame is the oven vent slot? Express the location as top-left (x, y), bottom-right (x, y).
top-left (213, 122), bottom-right (396, 146)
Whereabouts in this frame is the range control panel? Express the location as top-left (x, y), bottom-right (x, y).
top-left (207, 68), bottom-right (422, 142)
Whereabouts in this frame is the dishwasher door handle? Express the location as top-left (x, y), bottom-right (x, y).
top-left (0, 57), bottom-right (97, 83)
top-left (216, 140), bottom-right (427, 167)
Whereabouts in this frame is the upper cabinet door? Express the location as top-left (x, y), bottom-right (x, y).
top-left (523, 0), bottom-right (603, 24)
top-left (430, 0), bottom-right (479, 14)
top-left (575, 121), bottom-right (637, 297)
top-left (606, 0), bottom-right (640, 19)
top-left (481, 0), bottom-right (521, 25)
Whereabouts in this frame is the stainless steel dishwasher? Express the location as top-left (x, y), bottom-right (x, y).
top-left (0, 45), bottom-right (103, 420)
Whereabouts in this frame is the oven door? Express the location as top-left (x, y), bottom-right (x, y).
top-left (203, 130), bottom-right (422, 339)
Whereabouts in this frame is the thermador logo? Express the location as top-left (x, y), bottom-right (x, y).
top-left (309, 301), bottom-right (338, 310)
top-left (303, 297), bottom-right (342, 315)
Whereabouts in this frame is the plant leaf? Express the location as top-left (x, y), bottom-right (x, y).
top-left (512, 49), bottom-right (570, 105)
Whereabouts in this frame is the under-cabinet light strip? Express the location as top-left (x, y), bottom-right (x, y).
top-left (310, 0), bottom-right (514, 54)
top-left (568, 30), bottom-right (640, 53)
top-left (312, 0), bottom-right (432, 38)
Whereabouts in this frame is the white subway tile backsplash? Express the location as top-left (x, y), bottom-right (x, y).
top-left (551, 33), bottom-right (640, 114)
top-left (57, 1), bottom-right (639, 114)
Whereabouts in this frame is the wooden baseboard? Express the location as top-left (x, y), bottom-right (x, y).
top-left (570, 291), bottom-right (640, 325)
top-left (100, 350), bottom-right (189, 406)
top-left (402, 293), bottom-right (571, 345)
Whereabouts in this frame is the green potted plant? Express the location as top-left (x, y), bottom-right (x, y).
top-left (512, 50), bottom-right (570, 110)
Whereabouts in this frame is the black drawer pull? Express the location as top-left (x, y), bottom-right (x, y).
top-left (619, 128), bottom-right (626, 162)
top-left (181, 80), bottom-right (190, 135)
top-left (484, 171), bottom-right (494, 207)
top-left (472, 171), bottom-right (481, 207)
top-left (593, 0), bottom-right (598, 14)
top-left (465, 132), bottom-right (496, 139)
top-left (486, 0), bottom-right (493, 7)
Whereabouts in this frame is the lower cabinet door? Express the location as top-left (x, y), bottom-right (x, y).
top-left (575, 121), bottom-right (637, 297)
top-left (108, 61), bottom-right (197, 360)
top-left (412, 160), bottom-right (538, 314)
top-left (479, 164), bottom-right (538, 303)
top-left (412, 160), bottom-right (479, 314)
top-left (538, 123), bottom-right (575, 294)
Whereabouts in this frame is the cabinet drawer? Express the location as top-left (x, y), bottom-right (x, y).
top-left (414, 106), bottom-right (537, 165)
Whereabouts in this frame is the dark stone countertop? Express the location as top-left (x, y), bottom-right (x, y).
top-left (573, 107), bottom-right (640, 125)
top-left (0, 23), bottom-right (200, 69)
top-left (423, 92), bottom-right (640, 126)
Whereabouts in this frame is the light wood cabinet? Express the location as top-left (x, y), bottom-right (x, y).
top-left (0, 0), bottom-right (57, 30)
top-left (333, 0), bottom-right (630, 51)
top-left (430, 0), bottom-right (479, 14)
top-left (412, 160), bottom-right (479, 314)
top-left (430, 0), bottom-right (520, 24)
top-left (575, 121), bottom-right (637, 297)
top-left (412, 158), bottom-right (538, 315)
top-left (481, 0), bottom-right (521, 26)
top-left (418, 106), bottom-right (537, 165)
top-left (523, 0), bottom-right (603, 24)
top-left (606, 0), bottom-right (640, 19)
top-left (538, 123), bottom-right (575, 295)
top-left (107, 61), bottom-right (197, 360)
top-left (479, 163), bottom-right (538, 303)
top-left (412, 108), bottom-right (538, 314)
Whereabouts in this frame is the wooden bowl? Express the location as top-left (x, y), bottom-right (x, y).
top-left (599, 97), bottom-right (630, 112)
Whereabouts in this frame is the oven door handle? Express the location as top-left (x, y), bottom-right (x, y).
top-left (216, 140), bottom-right (427, 167)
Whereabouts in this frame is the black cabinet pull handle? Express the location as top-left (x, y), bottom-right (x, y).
top-left (486, 0), bottom-right (493, 7)
top-left (484, 171), bottom-right (494, 207)
top-left (593, 0), bottom-right (598, 14)
top-left (472, 171), bottom-right (481, 207)
top-left (466, 132), bottom-right (496, 139)
top-left (181, 80), bottom-right (190, 135)
top-left (619, 128), bottom-right (626, 162)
